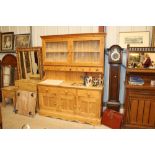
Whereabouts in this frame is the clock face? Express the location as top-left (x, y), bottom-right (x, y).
top-left (111, 49), bottom-right (120, 61)
top-left (108, 45), bottom-right (122, 64)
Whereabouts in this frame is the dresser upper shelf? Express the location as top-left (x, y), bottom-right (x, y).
top-left (41, 33), bottom-right (105, 67)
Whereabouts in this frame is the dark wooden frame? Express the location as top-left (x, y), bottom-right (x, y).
top-left (1, 32), bottom-right (14, 51)
top-left (0, 54), bottom-right (17, 102)
top-left (14, 33), bottom-right (31, 49)
top-left (1, 54), bottom-right (17, 86)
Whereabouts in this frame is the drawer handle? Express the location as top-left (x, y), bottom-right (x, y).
top-left (87, 94), bottom-right (90, 97)
top-left (46, 89), bottom-right (48, 92)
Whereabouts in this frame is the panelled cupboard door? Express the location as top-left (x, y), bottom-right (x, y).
top-left (76, 90), bottom-right (101, 118)
top-left (59, 94), bottom-right (76, 114)
top-left (58, 88), bottom-right (76, 114)
top-left (72, 38), bottom-right (104, 66)
top-left (43, 40), bottom-right (69, 65)
top-left (39, 93), bottom-right (58, 111)
top-left (126, 96), bottom-right (155, 128)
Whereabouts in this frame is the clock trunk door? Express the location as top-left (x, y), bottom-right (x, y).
top-left (109, 64), bottom-right (120, 102)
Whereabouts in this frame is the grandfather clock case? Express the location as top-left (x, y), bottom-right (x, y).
top-left (107, 45), bottom-right (123, 111)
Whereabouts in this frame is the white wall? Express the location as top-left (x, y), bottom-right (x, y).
top-left (32, 26), bottom-right (98, 46)
top-left (106, 26), bottom-right (152, 48)
top-left (0, 26), bottom-right (30, 34)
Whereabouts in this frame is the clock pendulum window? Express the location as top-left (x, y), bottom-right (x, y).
top-left (107, 45), bottom-right (123, 112)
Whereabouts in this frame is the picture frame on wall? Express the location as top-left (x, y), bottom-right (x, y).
top-left (14, 34), bottom-right (31, 49)
top-left (1, 32), bottom-right (14, 51)
top-left (119, 31), bottom-right (150, 48)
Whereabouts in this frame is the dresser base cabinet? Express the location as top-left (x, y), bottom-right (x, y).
top-left (123, 89), bottom-right (155, 129)
top-left (38, 85), bottom-right (102, 125)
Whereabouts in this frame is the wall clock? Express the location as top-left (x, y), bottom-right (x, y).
top-left (107, 45), bottom-right (123, 111)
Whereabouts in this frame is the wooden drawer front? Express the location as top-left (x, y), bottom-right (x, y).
top-left (15, 80), bottom-right (38, 92)
top-left (38, 85), bottom-right (61, 94)
top-left (128, 90), bottom-right (155, 99)
top-left (77, 89), bottom-right (100, 98)
top-left (38, 85), bottom-right (76, 95)
top-left (16, 83), bottom-right (37, 92)
top-left (126, 97), bottom-right (155, 127)
top-left (59, 88), bottom-right (76, 95)
top-left (91, 67), bottom-right (103, 73)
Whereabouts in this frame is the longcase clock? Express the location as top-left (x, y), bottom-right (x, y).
top-left (107, 45), bottom-right (123, 111)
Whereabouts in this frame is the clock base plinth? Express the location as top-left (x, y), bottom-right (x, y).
top-left (107, 102), bottom-right (120, 112)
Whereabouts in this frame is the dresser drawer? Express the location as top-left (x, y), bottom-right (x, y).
top-left (77, 89), bottom-right (100, 97)
top-left (38, 85), bottom-right (61, 93)
top-left (59, 88), bottom-right (76, 95)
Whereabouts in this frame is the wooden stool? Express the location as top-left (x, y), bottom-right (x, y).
top-left (2, 86), bottom-right (17, 107)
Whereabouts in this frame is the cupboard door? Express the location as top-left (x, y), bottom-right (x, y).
top-left (77, 96), bottom-right (100, 118)
top-left (72, 40), bottom-right (103, 66)
top-left (77, 90), bottom-right (101, 118)
top-left (44, 41), bottom-right (69, 65)
top-left (39, 92), bottom-right (58, 111)
top-left (58, 88), bottom-right (76, 114)
top-left (59, 94), bottom-right (76, 114)
top-left (127, 96), bottom-right (155, 128)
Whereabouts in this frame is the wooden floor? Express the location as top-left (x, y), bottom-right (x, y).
top-left (1, 103), bottom-right (109, 129)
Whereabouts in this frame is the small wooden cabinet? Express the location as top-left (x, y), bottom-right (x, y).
top-left (39, 33), bottom-right (105, 125)
top-left (123, 46), bottom-right (155, 128)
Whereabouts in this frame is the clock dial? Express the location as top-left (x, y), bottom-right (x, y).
top-left (108, 45), bottom-right (122, 64)
top-left (111, 49), bottom-right (120, 61)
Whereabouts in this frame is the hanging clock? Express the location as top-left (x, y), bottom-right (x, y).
top-left (107, 45), bottom-right (123, 112)
top-left (108, 45), bottom-right (122, 64)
